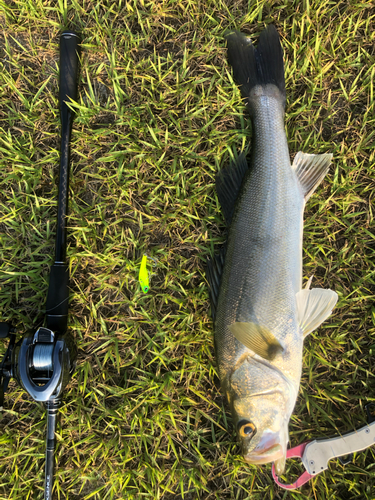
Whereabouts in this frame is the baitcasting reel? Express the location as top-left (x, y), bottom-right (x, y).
top-left (0, 30), bottom-right (80, 500)
top-left (0, 324), bottom-right (76, 405)
top-left (0, 324), bottom-right (77, 497)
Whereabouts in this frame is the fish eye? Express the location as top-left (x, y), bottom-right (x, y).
top-left (237, 420), bottom-right (256, 439)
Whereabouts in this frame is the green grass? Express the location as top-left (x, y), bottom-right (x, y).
top-left (1, 0), bottom-right (375, 498)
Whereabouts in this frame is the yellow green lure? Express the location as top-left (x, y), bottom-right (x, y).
top-left (139, 255), bottom-right (149, 293)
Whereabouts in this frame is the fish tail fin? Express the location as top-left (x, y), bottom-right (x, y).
top-left (226, 25), bottom-right (286, 106)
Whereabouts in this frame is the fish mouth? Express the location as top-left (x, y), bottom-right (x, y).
top-left (244, 444), bottom-right (283, 464)
top-left (243, 430), bottom-right (285, 465)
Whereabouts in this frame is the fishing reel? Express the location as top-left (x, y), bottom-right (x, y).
top-left (0, 321), bottom-right (77, 500)
top-left (0, 323), bottom-right (76, 407)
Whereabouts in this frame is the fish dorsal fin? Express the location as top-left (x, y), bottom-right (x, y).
top-left (292, 152), bottom-right (332, 202)
top-left (296, 279), bottom-right (338, 337)
top-left (216, 152), bottom-right (249, 225)
top-left (229, 322), bottom-right (284, 361)
top-left (206, 246), bottom-right (226, 320)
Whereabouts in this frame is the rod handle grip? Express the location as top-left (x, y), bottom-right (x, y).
top-left (59, 31), bottom-right (80, 116)
top-left (46, 264), bottom-right (69, 333)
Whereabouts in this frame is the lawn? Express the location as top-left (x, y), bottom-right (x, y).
top-left (1, 0), bottom-right (375, 499)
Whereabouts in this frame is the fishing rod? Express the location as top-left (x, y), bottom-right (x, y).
top-left (0, 31), bottom-right (80, 500)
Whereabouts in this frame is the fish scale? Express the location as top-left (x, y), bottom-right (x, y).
top-left (216, 89), bottom-right (304, 380)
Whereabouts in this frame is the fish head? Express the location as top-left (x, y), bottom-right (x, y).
top-left (229, 356), bottom-right (298, 474)
top-left (234, 393), bottom-right (289, 474)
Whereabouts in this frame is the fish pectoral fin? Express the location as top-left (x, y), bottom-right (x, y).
top-left (229, 322), bottom-right (283, 361)
top-left (296, 287), bottom-right (338, 337)
top-left (292, 152), bottom-right (333, 202)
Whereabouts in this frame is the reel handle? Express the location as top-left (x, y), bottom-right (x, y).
top-left (0, 322), bottom-right (11, 338)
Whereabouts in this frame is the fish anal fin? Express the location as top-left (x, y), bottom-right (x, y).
top-left (216, 152), bottom-right (249, 225)
top-left (296, 287), bottom-right (338, 337)
top-left (229, 322), bottom-right (283, 361)
top-left (292, 152), bottom-right (333, 202)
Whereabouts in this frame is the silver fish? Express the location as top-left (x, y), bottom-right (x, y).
top-left (206, 25), bottom-right (338, 474)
